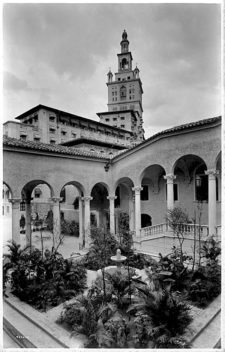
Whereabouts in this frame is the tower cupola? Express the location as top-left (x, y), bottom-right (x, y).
top-left (120, 30), bottom-right (129, 53)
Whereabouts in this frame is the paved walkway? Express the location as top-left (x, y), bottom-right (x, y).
top-left (4, 229), bottom-right (83, 259)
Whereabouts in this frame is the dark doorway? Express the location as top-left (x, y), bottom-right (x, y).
top-left (141, 214), bottom-right (152, 228)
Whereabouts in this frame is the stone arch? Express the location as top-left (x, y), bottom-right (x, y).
top-left (114, 177), bottom-right (135, 232)
top-left (172, 154), bottom-right (208, 178)
top-left (215, 151), bottom-right (221, 170)
top-left (139, 164), bottom-right (166, 194)
top-left (90, 183), bottom-right (110, 229)
top-left (21, 179), bottom-right (54, 199)
top-left (59, 181), bottom-right (85, 233)
top-left (3, 181), bottom-right (12, 199)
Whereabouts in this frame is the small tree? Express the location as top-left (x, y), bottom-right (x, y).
top-left (166, 207), bottom-right (189, 265)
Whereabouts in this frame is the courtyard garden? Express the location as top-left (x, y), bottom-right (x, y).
top-left (3, 207), bottom-right (221, 348)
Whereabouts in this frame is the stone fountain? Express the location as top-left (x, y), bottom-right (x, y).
top-left (110, 248), bottom-right (127, 273)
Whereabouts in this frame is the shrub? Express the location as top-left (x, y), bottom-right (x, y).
top-left (5, 243), bottom-right (87, 311)
top-left (61, 219), bottom-right (79, 237)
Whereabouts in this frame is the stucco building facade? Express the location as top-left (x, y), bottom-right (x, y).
top-left (2, 31), bottom-right (221, 255)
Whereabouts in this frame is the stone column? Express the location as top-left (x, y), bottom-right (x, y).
top-left (205, 169), bottom-right (219, 236)
top-left (164, 174), bottom-right (176, 210)
top-left (78, 196), bottom-right (84, 248)
top-left (132, 186), bottom-right (143, 237)
top-left (129, 194), bottom-right (135, 233)
top-left (82, 196), bottom-right (93, 247)
top-left (50, 197), bottom-right (62, 246)
top-left (25, 198), bottom-right (32, 246)
top-left (107, 194), bottom-right (117, 235)
top-left (9, 198), bottom-right (21, 244)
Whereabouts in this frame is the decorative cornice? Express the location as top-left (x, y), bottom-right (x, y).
top-left (164, 174), bottom-right (176, 183)
top-left (132, 186), bottom-right (143, 193)
top-left (82, 196), bottom-right (93, 202)
top-left (107, 195), bottom-right (117, 201)
top-left (205, 169), bottom-right (219, 179)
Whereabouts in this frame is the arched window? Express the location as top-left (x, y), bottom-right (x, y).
top-left (120, 86), bottom-right (127, 100)
top-left (121, 58), bottom-right (128, 70)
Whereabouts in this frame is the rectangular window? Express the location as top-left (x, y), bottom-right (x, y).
top-left (7, 206), bottom-right (10, 213)
top-left (61, 131), bottom-right (67, 135)
top-left (141, 185), bottom-right (149, 201)
top-left (113, 117), bottom-right (117, 121)
top-left (105, 118), bottom-right (110, 122)
top-left (49, 128), bottom-right (55, 134)
top-left (2, 206), bottom-right (4, 215)
top-left (20, 202), bottom-right (25, 211)
top-left (20, 135), bottom-right (27, 141)
top-left (121, 124), bottom-right (125, 128)
top-left (120, 116), bottom-right (125, 120)
top-left (174, 184), bottom-right (178, 201)
top-left (34, 137), bottom-right (40, 142)
top-left (195, 175), bottom-right (208, 201)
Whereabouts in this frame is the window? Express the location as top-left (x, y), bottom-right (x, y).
top-left (121, 125), bottom-right (125, 128)
top-left (90, 149), bottom-right (95, 152)
top-left (49, 115), bottom-right (55, 121)
top-left (20, 135), bottom-right (27, 141)
top-left (128, 76), bottom-right (130, 79)
top-left (34, 188), bottom-right (42, 198)
top-left (50, 140), bottom-right (56, 145)
top-left (141, 185), bottom-right (149, 201)
top-left (195, 174), bottom-right (208, 201)
top-left (115, 187), bottom-right (120, 207)
top-left (20, 201), bottom-right (25, 211)
top-left (34, 137), bottom-right (40, 142)
top-left (49, 128), bottom-right (55, 134)
top-left (118, 78), bottom-right (121, 81)
top-left (7, 206), bottom-right (10, 213)
top-left (120, 116), bottom-right (125, 120)
top-left (61, 131), bottom-right (67, 136)
top-left (174, 184), bottom-right (178, 201)
top-left (2, 206), bottom-right (4, 215)
top-left (113, 117), bottom-right (117, 121)
top-left (105, 118), bottom-right (109, 122)
top-left (120, 86), bottom-right (126, 100)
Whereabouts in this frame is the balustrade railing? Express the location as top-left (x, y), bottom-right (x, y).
top-left (140, 223), bottom-right (167, 237)
top-left (139, 222), bottom-right (209, 238)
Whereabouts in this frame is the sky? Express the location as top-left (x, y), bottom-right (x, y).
top-left (3, 3), bottom-right (221, 138)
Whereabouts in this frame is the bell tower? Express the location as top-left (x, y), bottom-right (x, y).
top-left (97, 30), bottom-right (145, 142)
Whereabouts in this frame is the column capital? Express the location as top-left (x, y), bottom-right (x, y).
top-left (205, 169), bottom-right (219, 179)
top-left (107, 195), bottom-right (117, 201)
top-left (132, 186), bottom-right (143, 193)
top-left (9, 198), bottom-right (21, 205)
top-left (164, 174), bottom-right (176, 183)
top-left (24, 197), bottom-right (33, 204)
top-left (50, 197), bottom-right (63, 204)
top-left (82, 196), bottom-right (93, 202)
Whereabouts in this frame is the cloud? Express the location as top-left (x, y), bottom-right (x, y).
top-left (4, 71), bottom-right (29, 91)
top-left (3, 3), bottom-right (221, 138)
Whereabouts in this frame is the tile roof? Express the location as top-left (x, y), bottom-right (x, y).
top-left (112, 116), bottom-right (221, 159)
top-left (3, 136), bottom-right (113, 160)
top-left (3, 116), bottom-right (221, 161)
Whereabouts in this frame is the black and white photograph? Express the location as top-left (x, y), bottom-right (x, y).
top-left (2, 2), bottom-right (222, 349)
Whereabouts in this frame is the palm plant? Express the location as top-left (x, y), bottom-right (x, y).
top-left (127, 285), bottom-right (192, 348)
